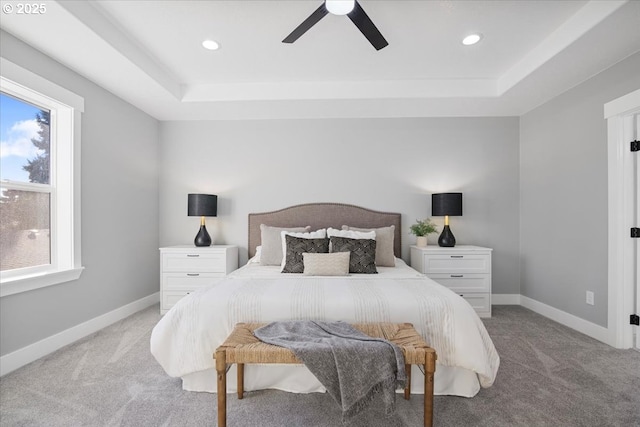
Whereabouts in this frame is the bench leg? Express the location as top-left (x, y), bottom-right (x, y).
top-left (237, 363), bottom-right (244, 399)
top-left (404, 364), bottom-right (411, 400)
top-left (216, 349), bottom-right (227, 427)
top-left (424, 352), bottom-right (436, 427)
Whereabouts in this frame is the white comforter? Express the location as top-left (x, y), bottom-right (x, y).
top-left (150, 259), bottom-right (499, 396)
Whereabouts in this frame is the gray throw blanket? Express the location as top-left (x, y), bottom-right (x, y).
top-left (254, 320), bottom-right (406, 422)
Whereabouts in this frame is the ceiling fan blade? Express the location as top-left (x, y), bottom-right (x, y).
top-left (347, 1), bottom-right (388, 50)
top-left (282, 3), bottom-right (329, 44)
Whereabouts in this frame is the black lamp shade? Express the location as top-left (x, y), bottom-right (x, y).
top-left (432, 193), bottom-right (462, 217)
top-left (188, 194), bottom-right (217, 217)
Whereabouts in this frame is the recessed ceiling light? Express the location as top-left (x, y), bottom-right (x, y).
top-left (202, 40), bottom-right (220, 50)
top-left (462, 34), bottom-right (482, 46)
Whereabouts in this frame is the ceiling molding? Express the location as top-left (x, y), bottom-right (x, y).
top-left (59, 0), bottom-right (182, 99)
top-left (497, 0), bottom-right (627, 95)
top-left (181, 79), bottom-right (498, 102)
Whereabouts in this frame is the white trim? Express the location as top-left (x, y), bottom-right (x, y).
top-left (0, 292), bottom-right (159, 377)
top-left (0, 58), bottom-right (84, 295)
top-left (0, 267), bottom-right (84, 297)
top-left (0, 58), bottom-right (84, 111)
top-left (491, 294), bottom-right (521, 305)
top-left (492, 294), bottom-right (613, 345)
top-left (605, 90), bottom-right (640, 349)
top-left (0, 289), bottom-right (623, 377)
top-left (493, 294), bottom-right (615, 345)
top-left (604, 88), bottom-right (640, 119)
top-left (520, 296), bottom-right (610, 345)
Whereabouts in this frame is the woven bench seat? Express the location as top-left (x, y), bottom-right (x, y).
top-left (215, 322), bottom-right (437, 427)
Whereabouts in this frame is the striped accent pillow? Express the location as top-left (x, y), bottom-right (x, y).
top-left (303, 252), bottom-right (350, 276)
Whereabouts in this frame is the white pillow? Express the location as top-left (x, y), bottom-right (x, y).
top-left (248, 246), bottom-right (262, 264)
top-left (326, 227), bottom-right (376, 240)
top-left (280, 229), bottom-right (327, 269)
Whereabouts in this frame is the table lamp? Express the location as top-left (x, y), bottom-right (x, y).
top-left (432, 193), bottom-right (462, 247)
top-left (188, 194), bottom-right (217, 246)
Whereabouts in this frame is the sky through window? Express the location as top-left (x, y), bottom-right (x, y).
top-left (0, 93), bottom-right (48, 183)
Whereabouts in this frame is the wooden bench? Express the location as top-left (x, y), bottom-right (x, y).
top-left (215, 322), bottom-right (437, 427)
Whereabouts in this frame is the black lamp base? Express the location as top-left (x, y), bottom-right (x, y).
top-left (438, 225), bottom-right (456, 247)
top-left (194, 225), bottom-right (212, 247)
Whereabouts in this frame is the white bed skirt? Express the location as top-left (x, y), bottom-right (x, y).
top-left (181, 363), bottom-right (480, 397)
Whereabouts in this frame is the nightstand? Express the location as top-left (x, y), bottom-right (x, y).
top-left (159, 245), bottom-right (238, 314)
top-left (410, 245), bottom-right (492, 318)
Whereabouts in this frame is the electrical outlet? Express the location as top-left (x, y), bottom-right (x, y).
top-left (586, 291), bottom-right (594, 306)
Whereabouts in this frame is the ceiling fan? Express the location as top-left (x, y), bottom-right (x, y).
top-left (282, 0), bottom-right (388, 51)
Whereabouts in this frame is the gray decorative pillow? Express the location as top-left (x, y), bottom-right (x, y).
top-left (282, 235), bottom-right (330, 273)
top-left (329, 236), bottom-right (378, 274)
top-left (260, 224), bottom-right (310, 266)
top-left (342, 225), bottom-right (395, 267)
top-left (303, 252), bottom-right (350, 276)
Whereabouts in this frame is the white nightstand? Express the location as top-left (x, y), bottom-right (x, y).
top-left (410, 245), bottom-right (492, 318)
top-left (159, 245), bottom-right (238, 314)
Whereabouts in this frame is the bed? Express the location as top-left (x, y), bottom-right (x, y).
top-left (150, 203), bottom-right (499, 397)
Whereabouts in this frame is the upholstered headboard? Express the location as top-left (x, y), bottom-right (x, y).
top-left (248, 203), bottom-right (401, 259)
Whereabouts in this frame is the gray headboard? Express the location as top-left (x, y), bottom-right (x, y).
top-left (248, 203), bottom-right (401, 259)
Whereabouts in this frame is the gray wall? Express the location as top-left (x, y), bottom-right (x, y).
top-left (159, 117), bottom-right (520, 294)
top-left (520, 52), bottom-right (640, 327)
top-left (0, 31), bottom-right (160, 356)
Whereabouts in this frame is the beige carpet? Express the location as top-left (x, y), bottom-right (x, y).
top-left (1, 305), bottom-right (639, 426)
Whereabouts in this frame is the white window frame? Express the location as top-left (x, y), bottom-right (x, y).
top-left (0, 58), bottom-right (84, 297)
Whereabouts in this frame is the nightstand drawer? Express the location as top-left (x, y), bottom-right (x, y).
top-left (458, 293), bottom-right (491, 317)
top-left (427, 273), bottom-right (490, 292)
top-left (162, 253), bottom-right (226, 272)
top-left (162, 273), bottom-right (224, 290)
top-left (162, 290), bottom-right (195, 311)
top-left (423, 254), bottom-right (490, 274)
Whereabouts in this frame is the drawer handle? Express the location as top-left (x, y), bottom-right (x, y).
top-left (451, 255), bottom-right (464, 258)
top-left (187, 273), bottom-right (200, 277)
top-left (451, 275), bottom-right (464, 278)
top-left (186, 254), bottom-right (200, 258)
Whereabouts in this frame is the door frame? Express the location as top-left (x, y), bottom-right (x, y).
top-left (606, 88), bottom-right (640, 349)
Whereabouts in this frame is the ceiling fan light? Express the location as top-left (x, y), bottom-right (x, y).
top-left (325, 0), bottom-right (355, 15)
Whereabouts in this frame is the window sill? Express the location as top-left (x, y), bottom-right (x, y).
top-left (0, 267), bottom-right (84, 297)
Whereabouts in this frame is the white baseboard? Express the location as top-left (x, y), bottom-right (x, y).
top-left (492, 294), bottom-right (612, 345)
top-left (0, 291), bottom-right (615, 377)
top-left (519, 295), bottom-right (610, 345)
top-left (492, 294), bottom-right (521, 305)
top-left (0, 292), bottom-right (159, 377)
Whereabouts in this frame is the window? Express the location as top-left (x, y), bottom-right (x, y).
top-left (1, 94), bottom-right (52, 272)
top-left (0, 58), bottom-right (84, 297)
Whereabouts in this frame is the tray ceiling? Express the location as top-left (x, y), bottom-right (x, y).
top-left (1, 0), bottom-right (638, 120)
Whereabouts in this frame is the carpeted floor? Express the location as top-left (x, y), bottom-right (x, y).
top-left (1, 305), bottom-right (639, 427)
